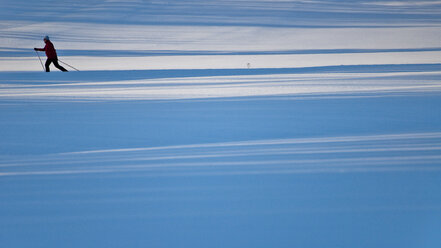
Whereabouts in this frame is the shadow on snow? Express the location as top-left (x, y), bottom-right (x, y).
top-left (1, 63), bottom-right (441, 85)
top-left (3, 48), bottom-right (441, 58)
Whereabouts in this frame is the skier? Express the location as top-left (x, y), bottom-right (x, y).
top-left (34, 36), bottom-right (68, 72)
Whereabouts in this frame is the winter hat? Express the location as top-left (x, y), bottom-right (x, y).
top-left (44, 35), bottom-right (50, 41)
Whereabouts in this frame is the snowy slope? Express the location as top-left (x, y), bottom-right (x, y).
top-left (1, 1), bottom-right (441, 248)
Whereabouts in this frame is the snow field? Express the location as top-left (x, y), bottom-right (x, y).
top-left (1, 0), bottom-right (441, 247)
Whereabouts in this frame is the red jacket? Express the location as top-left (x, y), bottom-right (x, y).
top-left (37, 40), bottom-right (57, 59)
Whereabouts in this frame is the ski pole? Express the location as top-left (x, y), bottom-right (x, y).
top-left (35, 50), bottom-right (45, 71)
top-left (58, 59), bottom-right (80, 71)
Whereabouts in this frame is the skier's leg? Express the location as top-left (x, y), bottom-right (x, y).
top-left (45, 59), bottom-right (52, 72)
top-left (53, 59), bottom-right (68, 72)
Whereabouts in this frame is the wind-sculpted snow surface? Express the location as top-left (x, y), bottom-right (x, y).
top-left (1, 0), bottom-right (441, 248)
top-left (3, 132), bottom-right (441, 177)
top-left (1, 67), bottom-right (441, 101)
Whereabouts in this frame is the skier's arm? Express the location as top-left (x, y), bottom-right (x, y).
top-left (34, 44), bottom-right (47, 51)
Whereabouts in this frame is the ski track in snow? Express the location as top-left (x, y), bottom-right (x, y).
top-left (2, 132), bottom-right (441, 177)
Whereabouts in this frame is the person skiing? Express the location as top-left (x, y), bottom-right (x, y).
top-left (34, 36), bottom-right (68, 72)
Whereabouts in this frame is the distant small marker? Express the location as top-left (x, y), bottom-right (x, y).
top-left (247, 63), bottom-right (251, 69)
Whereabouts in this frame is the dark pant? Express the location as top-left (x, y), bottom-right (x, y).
top-left (45, 58), bottom-right (68, 72)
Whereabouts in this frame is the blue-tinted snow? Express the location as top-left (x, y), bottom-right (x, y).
top-left (1, 0), bottom-right (441, 248)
